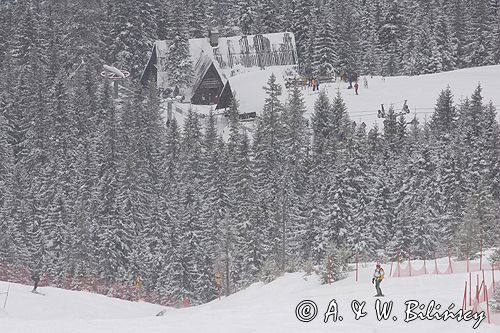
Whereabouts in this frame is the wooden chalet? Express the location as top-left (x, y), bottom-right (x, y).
top-left (190, 54), bottom-right (224, 106)
top-left (141, 32), bottom-right (298, 111)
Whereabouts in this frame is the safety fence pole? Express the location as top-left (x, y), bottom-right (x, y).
top-left (476, 275), bottom-right (480, 302)
top-left (485, 284), bottom-right (491, 324)
top-left (328, 256), bottom-right (332, 285)
top-left (397, 251), bottom-right (401, 278)
top-left (408, 250), bottom-right (412, 277)
top-left (482, 270), bottom-right (486, 302)
top-left (493, 263), bottom-right (496, 292)
top-left (480, 228), bottom-right (483, 271)
top-left (469, 271), bottom-right (472, 306)
top-left (434, 252), bottom-right (438, 275)
top-left (466, 247), bottom-right (470, 273)
top-left (389, 258), bottom-right (394, 277)
top-left (462, 281), bottom-right (467, 310)
top-left (355, 254), bottom-right (358, 282)
top-left (448, 250), bottom-right (453, 274)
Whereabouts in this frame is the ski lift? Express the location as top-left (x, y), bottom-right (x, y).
top-left (377, 104), bottom-right (386, 119)
top-left (377, 100), bottom-right (411, 119)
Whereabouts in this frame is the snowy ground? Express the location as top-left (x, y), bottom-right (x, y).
top-left (1, 258), bottom-right (498, 333)
top-left (171, 64), bottom-right (500, 134)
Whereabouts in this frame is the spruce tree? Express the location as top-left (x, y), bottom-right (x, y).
top-left (166, 2), bottom-right (193, 90)
top-left (312, 6), bottom-right (337, 76)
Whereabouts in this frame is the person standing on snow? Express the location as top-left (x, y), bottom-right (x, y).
top-left (354, 81), bottom-right (359, 95)
top-left (32, 271), bottom-right (40, 292)
top-left (372, 264), bottom-right (384, 296)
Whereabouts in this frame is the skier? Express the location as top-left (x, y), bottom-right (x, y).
top-left (32, 271), bottom-right (40, 293)
top-left (372, 264), bottom-right (384, 296)
top-left (354, 81), bottom-right (359, 95)
top-left (316, 78), bottom-right (320, 90)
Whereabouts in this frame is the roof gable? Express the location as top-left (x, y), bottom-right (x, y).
top-left (142, 32), bottom-right (298, 94)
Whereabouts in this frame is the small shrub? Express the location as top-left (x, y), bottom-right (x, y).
top-left (320, 244), bottom-right (350, 284)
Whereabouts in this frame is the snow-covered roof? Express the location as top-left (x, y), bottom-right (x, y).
top-left (188, 32), bottom-right (298, 77)
top-left (187, 51), bottom-right (225, 98)
top-left (151, 32), bottom-right (298, 93)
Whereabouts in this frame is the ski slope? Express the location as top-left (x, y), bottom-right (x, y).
top-left (171, 64), bottom-right (500, 133)
top-left (232, 64), bottom-right (500, 126)
top-left (1, 258), bottom-right (498, 333)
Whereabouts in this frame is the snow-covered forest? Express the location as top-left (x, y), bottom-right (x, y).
top-left (3, 1), bottom-right (500, 80)
top-left (0, 0), bottom-right (499, 305)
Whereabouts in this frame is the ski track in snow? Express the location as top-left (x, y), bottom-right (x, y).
top-left (0, 257), bottom-right (498, 333)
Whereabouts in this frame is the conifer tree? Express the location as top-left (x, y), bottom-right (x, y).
top-left (378, 0), bottom-right (405, 76)
top-left (166, 2), bottom-right (193, 89)
top-left (94, 82), bottom-right (130, 280)
top-left (312, 6), bottom-right (337, 76)
top-left (465, 1), bottom-right (494, 67)
top-left (0, 109), bottom-right (15, 263)
top-left (280, 85), bottom-right (309, 267)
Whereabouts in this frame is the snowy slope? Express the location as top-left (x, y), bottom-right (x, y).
top-left (1, 258), bottom-right (498, 333)
top-left (0, 282), bottom-right (163, 322)
top-left (171, 64), bottom-right (500, 132)
top-left (234, 64), bottom-right (500, 126)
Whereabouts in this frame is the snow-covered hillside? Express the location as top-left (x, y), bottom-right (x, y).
top-left (174, 64), bottom-right (500, 131)
top-left (1, 258), bottom-right (498, 333)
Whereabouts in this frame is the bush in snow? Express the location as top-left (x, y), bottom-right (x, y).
top-left (320, 244), bottom-right (350, 284)
top-left (490, 246), bottom-right (500, 263)
top-left (375, 250), bottom-right (390, 265)
top-left (302, 260), bottom-right (315, 276)
top-left (259, 258), bottom-right (282, 283)
top-left (491, 287), bottom-right (500, 312)
top-left (454, 202), bottom-right (482, 260)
